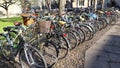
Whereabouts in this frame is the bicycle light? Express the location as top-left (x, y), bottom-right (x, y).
top-left (63, 33), bottom-right (67, 37)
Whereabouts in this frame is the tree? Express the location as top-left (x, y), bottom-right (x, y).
top-left (0, 0), bottom-right (15, 18)
top-left (59, 0), bottom-right (66, 14)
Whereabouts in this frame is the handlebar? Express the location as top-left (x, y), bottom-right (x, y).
top-left (3, 26), bottom-right (18, 31)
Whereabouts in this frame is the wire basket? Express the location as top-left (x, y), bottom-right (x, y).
top-left (39, 21), bottom-right (51, 33)
top-left (22, 23), bottom-right (38, 43)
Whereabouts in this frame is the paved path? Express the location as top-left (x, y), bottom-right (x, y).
top-left (85, 20), bottom-right (120, 68)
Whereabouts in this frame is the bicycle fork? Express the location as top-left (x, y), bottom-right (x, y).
top-left (24, 43), bottom-right (35, 67)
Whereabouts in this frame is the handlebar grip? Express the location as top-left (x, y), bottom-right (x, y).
top-left (3, 26), bottom-right (18, 31)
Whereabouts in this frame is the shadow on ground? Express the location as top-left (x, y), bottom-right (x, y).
top-left (0, 57), bottom-right (21, 68)
top-left (85, 35), bottom-right (120, 68)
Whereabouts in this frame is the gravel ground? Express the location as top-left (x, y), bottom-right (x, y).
top-left (0, 58), bottom-right (21, 68)
top-left (53, 24), bottom-right (114, 68)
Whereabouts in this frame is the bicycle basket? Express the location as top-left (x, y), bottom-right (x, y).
top-left (21, 13), bottom-right (36, 26)
top-left (39, 21), bottom-right (51, 33)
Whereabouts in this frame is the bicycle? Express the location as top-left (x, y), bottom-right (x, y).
top-left (0, 23), bottom-right (47, 68)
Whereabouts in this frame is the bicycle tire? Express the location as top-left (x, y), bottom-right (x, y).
top-left (70, 28), bottom-right (82, 46)
top-left (84, 24), bottom-right (94, 40)
top-left (99, 17), bottom-right (108, 28)
top-left (75, 27), bottom-right (86, 43)
top-left (85, 23), bottom-right (96, 34)
top-left (98, 18), bottom-right (108, 29)
top-left (97, 19), bottom-right (105, 30)
top-left (91, 22), bottom-right (100, 33)
top-left (80, 25), bottom-right (94, 41)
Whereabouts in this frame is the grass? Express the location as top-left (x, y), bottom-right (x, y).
top-left (0, 17), bottom-right (23, 32)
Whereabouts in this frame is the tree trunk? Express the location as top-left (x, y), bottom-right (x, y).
top-left (6, 9), bottom-right (9, 18)
top-left (59, 0), bottom-right (66, 15)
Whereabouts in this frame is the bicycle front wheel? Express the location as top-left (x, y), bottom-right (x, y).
top-left (19, 45), bottom-right (47, 68)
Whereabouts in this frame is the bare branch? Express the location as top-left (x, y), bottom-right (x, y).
top-left (0, 0), bottom-right (16, 18)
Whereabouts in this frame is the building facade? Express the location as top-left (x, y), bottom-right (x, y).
top-left (72, 0), bottom-right (105, 10)
top-left (72, 0), bottom-right (120, 10)
top-left (0, 0), bottom-right (120, 17)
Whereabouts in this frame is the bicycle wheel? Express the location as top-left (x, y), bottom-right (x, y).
top-left (0, 34), bottom-right (11, 60)
top-left (29, 33), bottom-right (59, 67)
top-left (80, 25), bottom-right (94, 41)
top-left (98, 18), bottom-right (107, 29)
top-left (75, 27), bottom-right (86, 43)
top-left (84, 24), bottom-right (94, 40)
top-left (99, 19), bottom-right (105, 30)
top-left (93, 21), bottom-right (101, 33)
top-left (58, 36), bottom-right (69, 60)
top-left (19, 45), bottom-right (47, 68)
top-left (109, 16), bottom-right (113, 24)
top-left (38, 40), bottom-right (59, 67)
top-left (111, 15), bottom-right (117, 24)
top-left (65, 30), bottom-right (78, 50)
top-left (99, 17), bottom-right (108, 28)
top-left (51, 35), bottom-right (69, 60)
top-left (70, 28), bottom-right (82, 46)
top-left (85, 23), bottom-right (96, 34)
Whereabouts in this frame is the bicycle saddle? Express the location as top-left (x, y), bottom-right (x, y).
top-left (14, 22), bottom-right (22, 26)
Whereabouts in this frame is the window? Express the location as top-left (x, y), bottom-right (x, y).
top-left (79, 0), bottom-right (84, 6)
